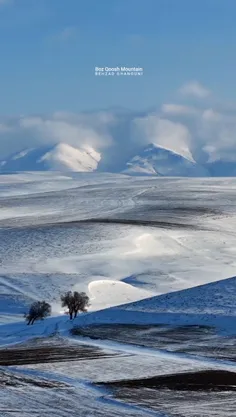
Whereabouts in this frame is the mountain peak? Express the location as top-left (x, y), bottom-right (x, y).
top-left (0, 143), bottom-right (101, 173)
top-left (143, 142), bottom-right (195, 163)
top-left (123, 143), bottom-right (208, 177)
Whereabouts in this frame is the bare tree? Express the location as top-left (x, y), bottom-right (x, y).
top-left (25, 301), bottom-right (51, 325)
top-left (61, 291), bottom-right (90, 319)
top-left (73, 291), bottom-right (90, 318)
top-left (61, 291), bottom-right (74, 320)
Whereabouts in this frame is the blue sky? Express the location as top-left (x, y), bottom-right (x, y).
top-left (0, 0), bottom-right (236, 114)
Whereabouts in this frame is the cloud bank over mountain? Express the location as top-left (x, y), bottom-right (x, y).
top-left (1, 81), bottom-right (236, 175)
top-left (178, 81), bottom-right (211, 99)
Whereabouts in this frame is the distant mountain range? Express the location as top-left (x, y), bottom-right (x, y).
top-left (0, 142), bottom-right (235, 177)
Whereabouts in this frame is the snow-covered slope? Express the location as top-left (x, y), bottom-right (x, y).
top-left (2, 174), bottom-right (236, 323)
top-left (120, 275), bottom-right (236, 315)
top-left (123, 143), bottom-right (209, 176)
top-left (0, 172), bottom-right (236, 417)
top-left (1, 276), bottom-right (236, 345)
top-left (76, 276), bottom-right (236, 332)
top-left (0, 143), bottom-right (101, 172)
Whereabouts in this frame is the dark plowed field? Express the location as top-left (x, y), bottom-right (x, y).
top-left (0, 343), bottom-right (120, 366)
top-left (100, 369), bottom-right (236, 391)
top-left (99, 370), bottom-right (236, 416)
top-left (71, 324), bottom-right (236, 361)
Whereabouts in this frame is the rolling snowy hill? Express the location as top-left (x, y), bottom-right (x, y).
top-left (1, 173), bottom-right (236, 417)
top-left (76, 275), bottom-right (236, 333)
top-left (1, 173), bottom-right (236, 325)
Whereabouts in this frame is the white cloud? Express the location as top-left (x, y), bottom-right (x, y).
top-left (194, 107), bottom-right (236, 162)
top-left (202, 108), bottom-right (221, 122)
top-left (131, 115), bottom-right (194, 161)
top-left (179, 81), bottom-right (211, 99)
top-left (161, 104), bottom-right (198, 116)
top-left (1, 81), bottom-right (236, 167)
top-left (21, 115), bottom-right (113, 148)
top-left (0, 113), bottom-right (114, 159)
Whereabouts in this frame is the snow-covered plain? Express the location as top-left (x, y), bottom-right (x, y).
top-left (1, 173), bottom-right (236, 318)
top-left (1, 172), bottom-right (236, 416)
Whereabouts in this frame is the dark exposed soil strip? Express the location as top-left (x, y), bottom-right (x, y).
top-left (0, 216), bottom-right (206, 231)
top-left (0, 369), bottom-right (68, 388)
top-left (99, 370), bottom-right (236, 392)
top-left (71, 324), bottom-right (236, 362)
top-left (75, 217), bottom-right (199, 229)
top-left (142, 205), bottom-right (220, 215)
top-left (0, 344), bottom-right (120, 366)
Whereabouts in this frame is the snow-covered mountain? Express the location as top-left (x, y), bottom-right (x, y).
top-left (123, 143), bottom-right (209, 177)
top-left (0, 143), bottom-right (101, 172)
top-left (1, 141), bottom-right (236, 177)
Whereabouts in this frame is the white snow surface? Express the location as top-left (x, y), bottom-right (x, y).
top-left (2, 274), bottom-right (236, 344)
top-left (1, 172), bottom-right (236, 416)
top-left (1, 173), bottom-right (236, 323)
top-left (74, 275), bottom-right (236, 334)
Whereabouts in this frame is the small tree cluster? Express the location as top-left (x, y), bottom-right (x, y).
top-left (24, 291), bottom-right (89, 325)
top-left (61, 291), bottom-right (89, 319)
top-left (25, 301), bottom-right (51, 325)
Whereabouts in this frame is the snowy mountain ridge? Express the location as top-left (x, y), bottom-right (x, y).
top-left (0, 141), bottom-right (236, 176)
